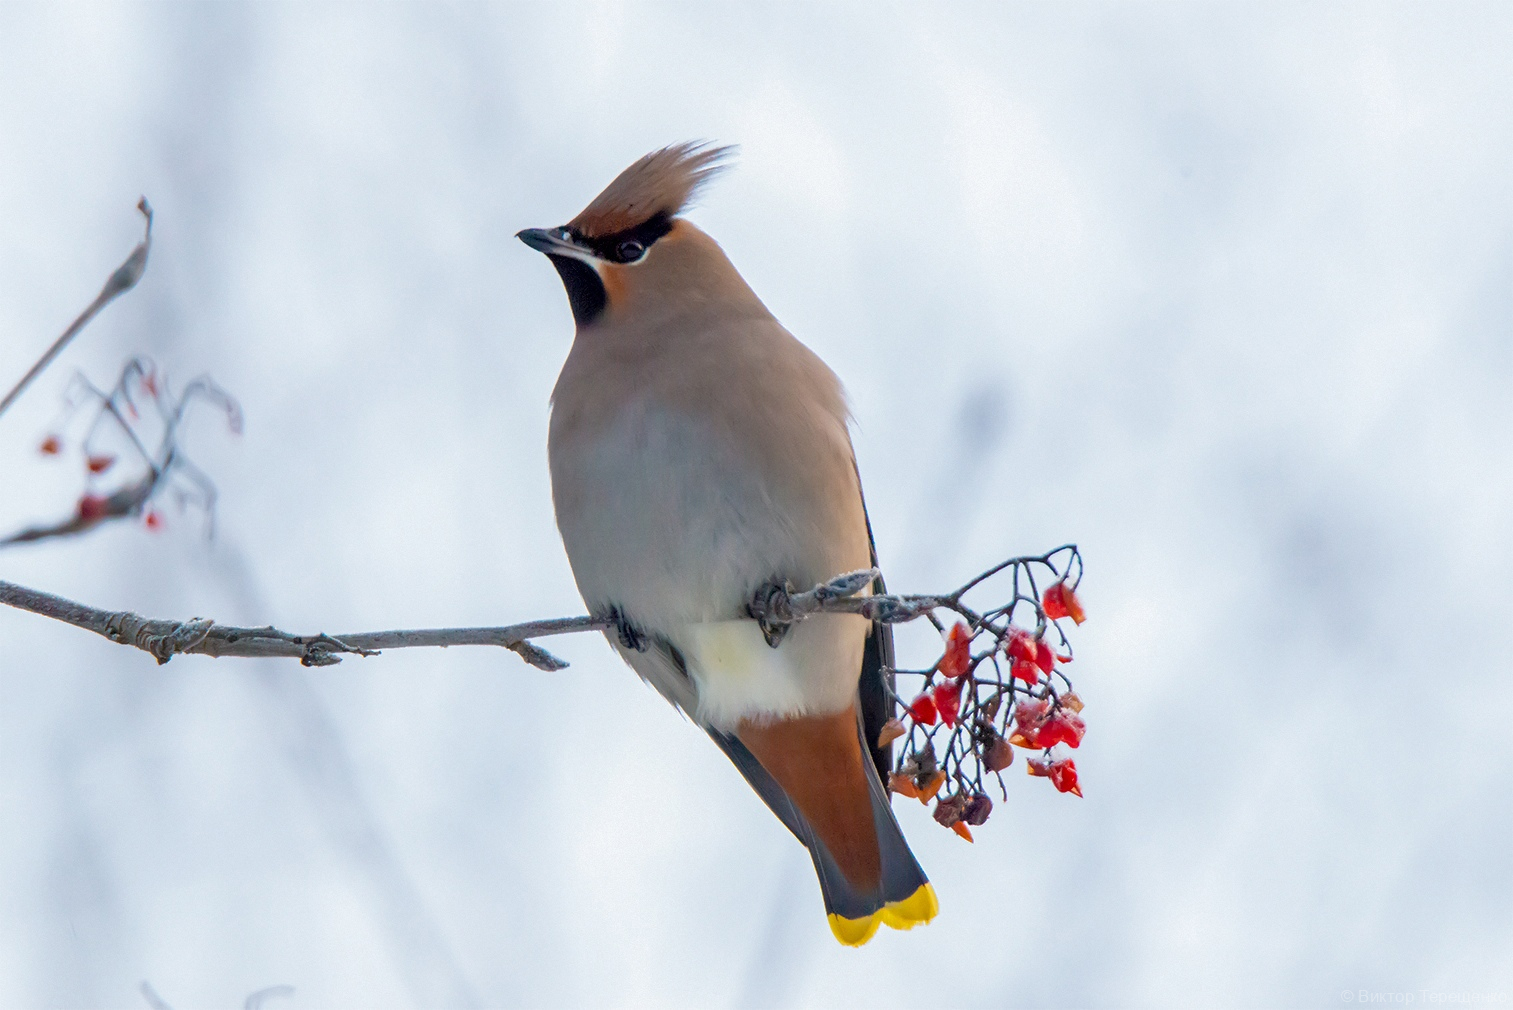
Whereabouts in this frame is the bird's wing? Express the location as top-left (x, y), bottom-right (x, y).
top-left (855, 470), bottom-right (896, 787)
top-left (613, 633), bottom-right (701, 717)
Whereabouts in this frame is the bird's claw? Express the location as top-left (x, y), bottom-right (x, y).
top-left (749, 580), bottom-right (794, 649)
top-left (607, 606), bottom-right (648, 652)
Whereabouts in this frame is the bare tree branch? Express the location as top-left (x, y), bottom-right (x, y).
top-left (0, 199), bottom-right (153, 421)
top-left (0, 577), bottom-right (598, 670)
top-left (0, 557), bottom-right (1069, 672)
top-left (2, 545), bottom-right (1092, 837)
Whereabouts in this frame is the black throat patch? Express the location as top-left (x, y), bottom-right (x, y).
top-left (547, 255), bottom-right (607, 326)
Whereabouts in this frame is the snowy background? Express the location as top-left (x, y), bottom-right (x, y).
top-left (2, 4), bottom-right (1511, 1007)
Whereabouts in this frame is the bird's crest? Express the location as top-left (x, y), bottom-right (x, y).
top-left (569, 142), bottom-right (734, 238)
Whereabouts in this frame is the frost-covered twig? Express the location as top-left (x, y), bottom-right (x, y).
top-left (0, 557), bottom-right (1059, 672)
top-left (0, 577), bottom-right (598, 670)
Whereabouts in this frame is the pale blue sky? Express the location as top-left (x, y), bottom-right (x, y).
top-left (2, 4), bottom-right (1510, 1007)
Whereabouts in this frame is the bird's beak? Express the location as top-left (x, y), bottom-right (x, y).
top-left (517, 227), bottom-right (597, 264)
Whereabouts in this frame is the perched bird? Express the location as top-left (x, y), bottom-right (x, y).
top-left (518, 143), bottom-right (936, 945)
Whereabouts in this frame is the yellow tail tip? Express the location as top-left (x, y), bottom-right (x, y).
top-left (827, 883), bottom-right (939, 947)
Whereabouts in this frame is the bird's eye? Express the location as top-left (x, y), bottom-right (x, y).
top-left (616, 240), bottom-right (645, 262)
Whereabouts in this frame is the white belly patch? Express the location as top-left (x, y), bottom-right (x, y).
top-left (675, 613), bottom-right (868, 729)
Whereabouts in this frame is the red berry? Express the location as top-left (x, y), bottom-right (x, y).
top-left (888, 773), bottom-right (921, 800)
top-left (1048, 758), bottom-right (1083, 797)
top-left (939, 622), bottom-right (972, 679)
top-left (1006, 628), bottom-right (1037, 664)
top-left (962, 792), bottom-right (993, 825)
top-left (932, 793), bottom-right (967, 827)
top-left (1011, 658), bottom-right (1040, 686)
top-left (984, 737), bottom-right (1015, 772)
top-left (1042, 581), bottom-right (1087, 625)
top-left (1010, 698), bottom-right (1051, 748)
top-left (932, 680), bottom-right (962, 727)
top-left (77, 495), bottom-right (110, 522)
top-left (1038, 709), bottom-right (1086, 749)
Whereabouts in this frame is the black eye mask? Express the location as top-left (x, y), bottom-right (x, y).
top-left (574, 211), bottom-right (675, 263)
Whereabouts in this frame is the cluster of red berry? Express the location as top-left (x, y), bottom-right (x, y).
top-left (38, 430), bottom-right (164, 531)
top-left (881, 560), bottom-right (1087, 842)
top-left (7, 359), bottom-right (239, 546)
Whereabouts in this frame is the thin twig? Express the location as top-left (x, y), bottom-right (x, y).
top-left (0, 199), bottom-right (153, 421)
top-left (0, 471), bottom-right (156, 545)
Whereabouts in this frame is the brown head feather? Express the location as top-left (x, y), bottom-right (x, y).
top-left (568, 142), bottom-right (734, 238)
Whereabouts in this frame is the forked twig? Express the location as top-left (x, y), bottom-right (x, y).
top-left (2, 358), bottom-right (241, 546)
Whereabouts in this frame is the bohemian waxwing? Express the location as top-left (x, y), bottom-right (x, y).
top-left (518, 143), bottom-right (936, 946)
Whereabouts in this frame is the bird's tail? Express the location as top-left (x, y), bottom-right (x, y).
top-left (709, 714), bottom-right (937, 946)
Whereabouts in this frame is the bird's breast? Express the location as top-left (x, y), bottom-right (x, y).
top-left (548, 393), bottom-right (870, 726)
top-left (550, 398), bottom-right (797, 626)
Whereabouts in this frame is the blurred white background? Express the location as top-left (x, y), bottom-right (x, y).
top-left (2, 3), bottom-right (1510, 1007)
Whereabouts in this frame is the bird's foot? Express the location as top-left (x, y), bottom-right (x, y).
top-left (605, 606), bottom-right (649, 652)
top-left (748, 579), bottom-right (795, 649)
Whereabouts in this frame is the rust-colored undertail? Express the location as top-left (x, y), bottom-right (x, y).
top-left (709, 702), bottom-right (936, 946)
top-left (739, 706), bottom-right (883, 889)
